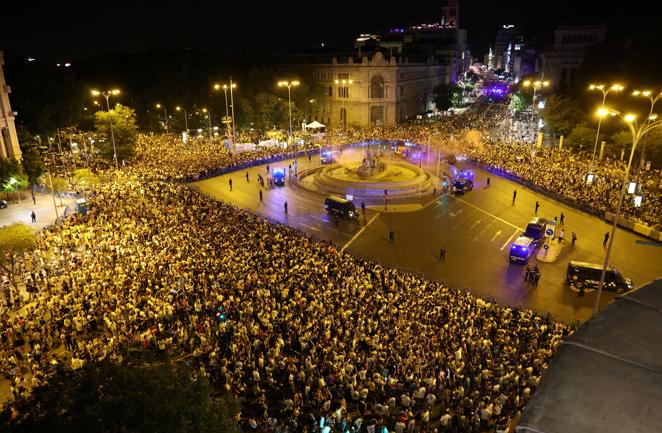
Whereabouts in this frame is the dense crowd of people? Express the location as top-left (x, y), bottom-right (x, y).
top-left (324, 101), bottom-right (661, 230)
top-left (1, 128), bottom-right (574, 432)
top-left (3, 97), bottom-right (659, 431)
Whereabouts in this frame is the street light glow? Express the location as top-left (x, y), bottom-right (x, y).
top-left (596, 107), bottom-right (610, 117)
top-left (91, 90), bottom-right (100, 96)
top-left (176, 106), bottom-right (181, 111)
top-left (625, 113), bottom-right (637, 122)
top-left (156, 103), bottom-right (161, 108)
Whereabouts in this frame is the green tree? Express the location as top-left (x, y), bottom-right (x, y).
top-left (0, 158), bottom-right (21, 188)
top-left (0, 223), bottom-right (37, 290)
top-left (238, 92), bottom-right (291, 133)
top-left (567, 123), bottom-right (599, 151)
top-left (509, 92), bottom-right (532, 113)
top-left (46, 177), bottom-right (68, 206)
top-left (72, 169), bottom-right (100, 190)
top-left (1, 360), bottom-right (241, 433)
top-left (539, 95), bottom-right (584, 137)
top-left (94, 104), bottom-right (138, 162)
top-left (433, 84), bottom-right (463, 111)
top-left (2, 174), bottom-right (28, 203)
top-left (20, 147), bottom-right (46, 185)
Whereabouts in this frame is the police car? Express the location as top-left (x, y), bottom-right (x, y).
top-left (452, 177), bottom-right (473, 194)
top-left (509, 236), bottom-right (536, 263)
top-left (272, 168), bottom-right (286, 186)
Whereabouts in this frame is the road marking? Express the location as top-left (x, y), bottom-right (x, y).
top-left (341, 213), bottom-right (380, 252)
top-left (300, 223), bottom-right (320, 232)
top-left (490, 230), bottom-right (503, 241)
top-left (500, 228), bottom-right (521, 251)
top-left (470, 219), bottom-right (482, 229)
top-left (452, 196), bottom-right (524, 231)
top-left (422, 198), bottom-right (438, 209)
top-left (449, 209), bottom-right (463, 218)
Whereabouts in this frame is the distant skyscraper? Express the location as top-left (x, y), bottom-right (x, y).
top-left (441, 0), bottom-right (459, 29)
top-left (0, 52), bottom-right (21, 160)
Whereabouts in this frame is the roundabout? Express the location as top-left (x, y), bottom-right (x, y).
top-left (297, 146), bottom-right (437, 202)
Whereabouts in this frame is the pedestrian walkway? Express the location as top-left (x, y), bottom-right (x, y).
top-left (0, 192), bottom-right (75, 231)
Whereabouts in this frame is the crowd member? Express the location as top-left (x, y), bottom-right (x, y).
top-left (1, 134), bottom-right (573, 432)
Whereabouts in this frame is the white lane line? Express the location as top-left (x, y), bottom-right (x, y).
top-left (470, 219), bottom-right (482, 229)
top-left (341, 213), bottom-right (380, 252)
top-left (452, 196), bottom-right (524, 231)
top-left (449, 209), bottom-right (463, 218)
top-left (490, 230), bottom-right (503, 241)
top-left (500, 228), bottom-right (521, 251)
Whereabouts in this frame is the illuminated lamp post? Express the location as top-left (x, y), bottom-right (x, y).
top-left (593, 109), bottom-right (662, 315)
top-left (175, 106), bottom-right (189, 136)
top-left (631, 90), bottom-right (662, 173)
top-left (587, 84), bottom-right (624, 182)
top-left (214, 81), bottom-right (237, 151)
top-left (278, 80), bottom-right (300, 146)
top-left (91, 89), bottom-right (120, 170)
top-left (156, 103), bottom-right (169, 133)
top-left (522, 79), bottom-right (550, 143)
top-left (202, 108), bottom-right (213, 138)
top-left (334, 78), bottom-right (353, 130)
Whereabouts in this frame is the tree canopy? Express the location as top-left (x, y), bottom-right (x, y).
top-left (0, 223), bottom-right (37, 289)
top-left (567, 123), bottom-right (599, 152)
top-left (540, 95), bottom-right (583, 137)
top-left (1, 360), bottom-right (241, 433)
top-left (94, 104), bottom-right (139, 162)
top-left (433, 84), bottom-right (463, 112)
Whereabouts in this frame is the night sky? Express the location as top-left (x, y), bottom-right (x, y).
top-left (1, 0), bottom-right (658, 60)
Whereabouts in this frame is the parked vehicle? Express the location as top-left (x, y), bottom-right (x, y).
top-left (324, 196), bottom-right (358, 218)
top-left (566, 261), bottom-right (633, 294)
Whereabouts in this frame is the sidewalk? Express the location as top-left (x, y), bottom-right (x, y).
top-left (0, 192), bottom-right (75, 231)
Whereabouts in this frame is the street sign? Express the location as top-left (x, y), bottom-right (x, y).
top-left (222, 116), bottom-right (232, 124)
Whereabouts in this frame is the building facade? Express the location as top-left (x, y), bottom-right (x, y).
top-left (311, 52), bottom-right (450, 128)
top-left (0, 52), bottom-right (21, 160)
top-left (543, 23), bottom-right (607, 88)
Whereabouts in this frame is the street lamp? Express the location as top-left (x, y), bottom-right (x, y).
top-left (631, 89), bottom-right (662, 172)
top-left (278, 80), bottom-right (300, 145)
top-left (522, 79), bottom-right (550, 142)
top-left (587, 83), bottom-right (624, 179)
top-left (214, 81), bottom-right (237, 150)
top-left (334, 78), bottom-right (353, 130)
top-left (91, 88), bottom-right (120, 170)
top-left (156, 103), bottom-right (169, 133)
top-left (202, 108), bottom-right (213, 138)
top-left (593, 108), bottom-right (662, 315)
top-left (175, 106), bottom-right (189, 136)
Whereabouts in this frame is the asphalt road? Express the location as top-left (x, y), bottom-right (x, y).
top-left (193, 151), bottom-right (662, 323)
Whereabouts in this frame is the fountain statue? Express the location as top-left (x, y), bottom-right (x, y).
top-left (355, 150), bottom-right (385, 178)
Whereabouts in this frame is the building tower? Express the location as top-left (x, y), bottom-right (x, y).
top-left (0, 52), bottom-right (21, 160)
top-left (441, 0), bottom-right (459, 29)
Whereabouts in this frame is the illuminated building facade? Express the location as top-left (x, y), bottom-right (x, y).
top-left (0, 52), bottom-right (21, 160)
top-left (310, 52), bottom-right (449, 128)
